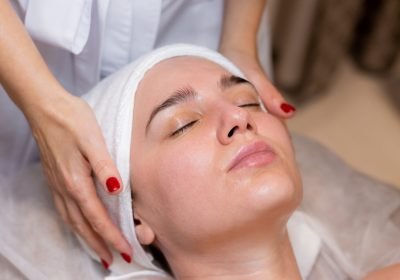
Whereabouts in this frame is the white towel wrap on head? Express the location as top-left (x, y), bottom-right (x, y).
top-left (81, 44), bottom-right (321, 279)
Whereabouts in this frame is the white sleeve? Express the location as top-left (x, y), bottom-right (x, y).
top-left (294, 135), bottom-right (400, 279)
top-left (24, 0), bottom-right (93, 54)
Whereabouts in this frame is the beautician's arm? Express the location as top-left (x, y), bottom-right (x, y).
top-left (0, 1), bottom-right (130, 266)
top-left (220, 0), bottom-right (296, 116)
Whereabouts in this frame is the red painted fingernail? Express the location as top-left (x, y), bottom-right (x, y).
top-left (280, 103), bottom-right (296, 113)
top-left (106, 177), bottom-right (120, 193)
top-left (121, 252), bottom-right (132, 263)
top-left (101, 259), bottom-right (109, 270)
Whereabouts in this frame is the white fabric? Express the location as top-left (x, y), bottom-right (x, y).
top-left (293, 136), bottom-right (400, 280)
top-left (25, 0), bottom-right (93, 54)
top-left (15, 0), bottom-right (228, 94)
top-left (288, 212), bottom-right (322, 279)
top-left (0, 164), bottom-right (106, 280)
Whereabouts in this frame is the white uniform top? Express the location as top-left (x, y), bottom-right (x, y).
top-left (1, 0), bottom-right (271, 176)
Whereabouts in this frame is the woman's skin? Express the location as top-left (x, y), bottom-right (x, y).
top-left (0, 0), bottom-right (295, 266)
top-left (362, 264), bottom-right (400, 280)
top-left (130, 57), bottom-right (302, 279)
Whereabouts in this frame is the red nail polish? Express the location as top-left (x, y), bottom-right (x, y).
top-left (121, 252), bottom-right (132, 263)
top-left (106, 177), bottom-right (120, 192)
top-left (101, 259), bottom-right (109, 270)
top-left (280, 103), bottom-right (296, 113)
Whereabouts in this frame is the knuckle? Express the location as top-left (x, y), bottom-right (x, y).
top-left (58, 212), bottom-right (69, 225)
top-left (70, 220), bottom-right (85, 234)
top-left (54, 203), bottom-right (67, 221)
top-left (52, 195), bottom-right (68, 221)
top-left (72, 187), bottom-right (90, 204)
top-left (91, 159), bottom-right (109, 176)
top-left (91, 219), bottom-right (106, 234)
top-left (64, 175), bottom-right (83, 196)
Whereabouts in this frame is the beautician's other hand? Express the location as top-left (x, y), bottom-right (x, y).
top-left (28, 92), bottom-right (132, 268)
top-left (222, 48), bottom-right (296, 117)
top-left (219, 0), bottom-right (295, 118)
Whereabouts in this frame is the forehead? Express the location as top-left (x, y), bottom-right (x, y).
top-left (135, 56), bottom-right (230, 105)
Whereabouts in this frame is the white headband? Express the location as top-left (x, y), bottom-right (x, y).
top-left (81, 44), bottom-right (244, 278)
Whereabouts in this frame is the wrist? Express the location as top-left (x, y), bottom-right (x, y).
top-left (219, 0), bottom-right (265, 58)
top-left (219, 47), bottom-right (260, 70)
top-left (23, 85), bottom-right (72, 126)
top-left (219, 42), bottom-right (258, 60)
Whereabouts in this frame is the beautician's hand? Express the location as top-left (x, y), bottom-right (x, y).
top-left (222, 49), bottom-right (296, 117)
top-left (0, 1), bottom-right (131, 268)
top-left (219, 0), bottom-right (296, 118)
top-left (28, 93), bottom-right (132, 268)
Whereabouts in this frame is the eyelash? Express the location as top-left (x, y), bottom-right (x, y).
top-left (170, 103), bottom-right (260, 137)
top-left (171, 120), bottom-right (197, 137)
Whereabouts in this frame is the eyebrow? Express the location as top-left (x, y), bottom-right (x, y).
top-left (145, 74), bottom-right (254, 132)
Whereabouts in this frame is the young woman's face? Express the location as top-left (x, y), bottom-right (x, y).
top-left (131, 57), bottom-right (302, 253)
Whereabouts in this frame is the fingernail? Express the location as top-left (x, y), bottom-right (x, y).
top-left (280, 102), bottom-right (296, 113)
top-left (106, 177), bottom-right (120, 193)
top-left (101, 259), bottom-right (109, 270)
top-left (121, 252), bottom-right (132, 263)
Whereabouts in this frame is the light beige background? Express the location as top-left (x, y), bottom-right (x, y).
top-left (287, 59), bottom-right (400, 189)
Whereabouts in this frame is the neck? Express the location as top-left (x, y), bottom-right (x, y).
top-left (165, 229), bottom-right (301, 280)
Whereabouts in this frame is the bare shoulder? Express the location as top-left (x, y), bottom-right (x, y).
top-left (362, 264), bottom-right (400, 280)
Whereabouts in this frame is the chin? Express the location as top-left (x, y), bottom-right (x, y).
top-left (246, 167), bottom-right (302, 221)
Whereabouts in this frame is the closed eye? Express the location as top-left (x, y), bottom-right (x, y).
top-left (171, 120), bottom-right (197, 137)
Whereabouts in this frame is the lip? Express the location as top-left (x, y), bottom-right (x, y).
top-left (228, 140), bottom-right (276, 171)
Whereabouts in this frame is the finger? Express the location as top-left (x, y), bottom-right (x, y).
top-left (69, 177), bottom-right (132, 262)
top-left (53, 188), bottom-right (113, 268)
top-left (248, 70), bottom-right (296, 119)
top-left (64, 196), bottom-right (113, 267)
top-left (79, 127), bottom-right (123, 195)
top-left (52, 191), bottom-right (70, 226)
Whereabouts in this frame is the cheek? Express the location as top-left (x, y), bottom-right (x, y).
top-left (243, 166), bottom-right (302, 218)
top-left (244, 114), bottom-right (302, 212)
top-left (255, 114), bottom-right (296, 168)
top-left (257, 114), bottom-right (290, 145)
top-left (141, 137), bottom-right (220, 227)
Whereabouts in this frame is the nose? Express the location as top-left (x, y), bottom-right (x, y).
top-left (217, 105), bottom-right (257, 145)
